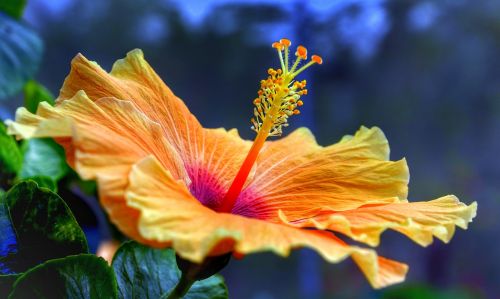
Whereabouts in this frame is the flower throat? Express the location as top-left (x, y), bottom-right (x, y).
top-left (218, 38), bottom-right (322, 213)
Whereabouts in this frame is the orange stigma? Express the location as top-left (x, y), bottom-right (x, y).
top-left (218, 38), bottom-right (322, 214)
top-left (280, 38), bottom-right (291, 47)
top-left (272, 42), bottom-right (283, 50)
top-left (312, 55), bottom-right (323, 65)
top-left (296, 45), bottom-right (308, 60)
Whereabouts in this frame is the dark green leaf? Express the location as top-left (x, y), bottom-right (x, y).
top-left (0, 123), bottom-right (22, 189)
top-left (0, 0), bottom-right (26, 19)
top-left (23, 80), bottom-right (55, 113)
top-left (112, 241), bottom-right (228, 299)
top-left (182, 276), bottom-right (228, 299)
top-left (0, 13), bottom-right (43, 99)
top-left (0, 274), bottom-right (19, 297)
top-left (0, 181), bottom-right (88, 274)
top-left (20, 175), bottom-right (57, 192)
top-left (8, 254), bottom-right (117, 299)
top-left (20, 138), bottom-right (69, 182)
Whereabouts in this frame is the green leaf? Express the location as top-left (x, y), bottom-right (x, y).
top-left (112, 241), bottom-right (228, 299)
top-left (182, 276), bottom-right (229, 299)
top-left (20, 138), bottom-right (69, 182)
top-left (0, 13), bottom-right (43, 99)
top-left (0, 181), bottom-right (88, 274)
top-left (0, 274), bottom-right (19, 297)
top-left (23, 80), bottom-right (55, 113)
top-left (8, 254), bottom-right (117, 299)
top-left (382, 284), bottom-right (481, 299)
top-left (0, 0), bottom-right (26, 19)
top-left (0, 123), bottom-right (22, 189)
top-left (20, 175), bottom-right (57, 192)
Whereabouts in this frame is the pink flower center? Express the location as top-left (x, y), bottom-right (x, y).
top-left (186, 165), bottom-right (261, 218)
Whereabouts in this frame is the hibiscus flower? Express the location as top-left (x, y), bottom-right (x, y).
top-left (6, 39), bottom-right (477, 289)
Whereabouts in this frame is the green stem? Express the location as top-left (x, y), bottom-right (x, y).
top-left (166, 272), bottom-right (195, 299)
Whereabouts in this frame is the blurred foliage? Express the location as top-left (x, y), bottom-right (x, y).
top-left (0, 13), bottom-right (43, 99)
top-left (19, 138), bottom-right (69, 182)
top-left (23, 80), bottom-right (54, 113)
top-left (0, 0), bottom-right (26, 19)
top-left (0, 122), bottom-right (68, 193)
top-left (0, 123), bottom-right (22, 190)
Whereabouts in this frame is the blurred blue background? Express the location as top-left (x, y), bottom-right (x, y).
top-left (1, 0), bottom-right (498, 298)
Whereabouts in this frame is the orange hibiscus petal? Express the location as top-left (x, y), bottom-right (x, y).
top-left (7, 91), bottom-right (187, 241)
top-left (125, 155), bottom-right (408, 288)
top-left (236, 126), bottom-right (409, 220)
top-left (7, 102), bottom-right (71, 139)
top-left (280, 197), bottom-right (477, 247)
top-left (57, 49), bottom-right (203, 162)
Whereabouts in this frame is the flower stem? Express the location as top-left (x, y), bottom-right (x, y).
top-left (166, 272), bottom-right (195, 299)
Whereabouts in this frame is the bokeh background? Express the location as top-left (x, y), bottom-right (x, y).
top-left (1, 0), bottom-right (499, 298)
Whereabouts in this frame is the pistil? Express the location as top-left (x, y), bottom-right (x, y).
top-left (218, 38), bottom-right (322, 214)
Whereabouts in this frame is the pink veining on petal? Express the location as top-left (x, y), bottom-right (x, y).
top-left (186, 165), bottom-right (226, 211)
top-left (232, 188), bottom-right (268, 219)
top-left (185, 164), bottom-right (264, 219)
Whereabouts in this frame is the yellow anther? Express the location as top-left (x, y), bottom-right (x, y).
top-left (312, 55), bottom-right (323, 65)
top-left (250, 38), bottom-right (321, 137)
top-left (296, 46), bottom-right (307, 60)
top-left (268, 68), bottom-right (275, 75)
